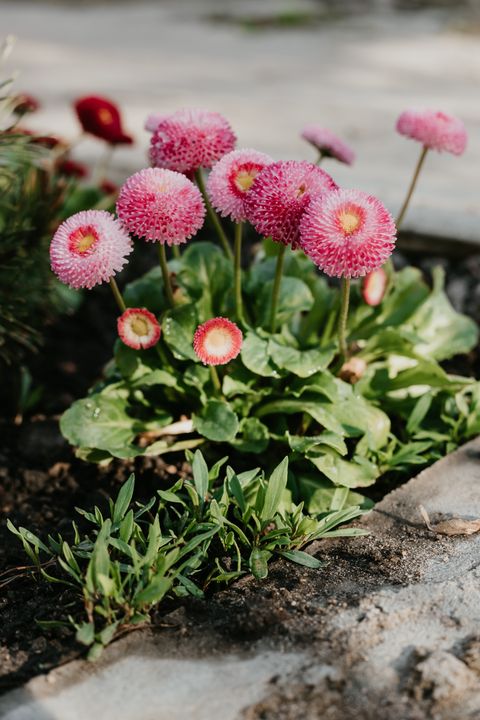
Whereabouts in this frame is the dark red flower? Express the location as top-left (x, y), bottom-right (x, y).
top-left (74, 95), bottom-right (133, 145)
top-left (57, 158), bottom-right (89, 179)
top-left (99, 180), bottom-right (118, 195)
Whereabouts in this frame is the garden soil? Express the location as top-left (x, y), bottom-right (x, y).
top-left (1, 252), bottom-right (480, 718)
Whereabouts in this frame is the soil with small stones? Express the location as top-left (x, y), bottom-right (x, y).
top-left (1, 247), bottom-right (480, 709)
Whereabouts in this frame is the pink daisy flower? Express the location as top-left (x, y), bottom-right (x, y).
top-left (244, 160), bottom-right (338, 249)
top-left (116, 168), bottom-right (206, 245)
top-left (300, 189), bottom-right (396, 278)
top-left (193, 318), bottom-right (243, 366)
top-left (207, 148), bottom-right (274, 222)
top-left (149, 108), bottom-right (236, 174)
top-left (362, 267), bottom-right (388, 306)
top-left (301, 125), bottom-right (355, 165)
top-left (396, 109), bottom-right (467, 155)
top-left (117, 308), bottom-right (161, 350)
top-left (144, 113), bottom-right (164, 133)
top-left (50, 210), bottom-right (132, 290)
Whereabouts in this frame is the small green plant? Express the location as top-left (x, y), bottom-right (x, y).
top-left (8, 453), bottom-right (365, 658)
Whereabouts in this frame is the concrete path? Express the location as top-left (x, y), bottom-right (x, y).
top-left (2, 0), bottom-right (479, 243)
top-left (1, 436), bottom-right (480, 720)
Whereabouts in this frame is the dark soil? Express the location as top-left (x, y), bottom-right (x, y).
top-left (1, 246), bottom-right (479, 696)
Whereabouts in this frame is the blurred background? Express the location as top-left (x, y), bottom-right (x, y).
top-left (2, 0), bottom-right (479, 239)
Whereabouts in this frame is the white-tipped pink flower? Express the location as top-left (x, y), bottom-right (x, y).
top-left (116, 168), bottom-right (206, 245)
top-left (301, 125), bottom-right (355, 165)
top-left (117, 308), bottom-right (161, 350)
top-left (300, 189), bottom-right (396, 278)
top-left (149, 108), bottom-right (236, 174)
top-left (193, 317), bottom-right (243, 366)
top-left (244, 160), bottom-right (338, 249)
top-left (396, 109), bottom-right (467, 155)
top-left (362, 267), bottom-right (388, 306)
top-left (207, 148), bottom-right (273, 222)
top-left (144, 113), bottom-right (164, 133)
top-left (50, 210), bottom-right (133, 290)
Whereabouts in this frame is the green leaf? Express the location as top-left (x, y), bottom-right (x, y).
top-left (278, 549), bottom-right (323, 569)
top-left (261, 457), bottom-right (289, 521)
top-left (256, 276), bottom-right (314, 328)
top-left (241, 331), bottom-right (280, 378)
top-left (162, 303), bottom-right (199, 361)
top-left (113, 474), bottom-right (135, 524)
top-left (308, 448), bottom-right (379, 488)
top-left (193, 400), bottom-right (239, 442)
top-left (123, 266), bottom-right (167, 315)
top-left (60, 393), bottom-right (139, 453)
top-left (249, 548), bottom-right (270, 579)
top-left (192, 450), bottom-right (209, 501)
top-left (268, 340), bottom-right (335, 378)
top-left (135, 576), bottom-right (172, 606)
top-left (177, 242), bottom-right (233, 316)
top-left (407, 393), bottom-right (433, 434)
top-left (232, 417), bottom-right (270, 454)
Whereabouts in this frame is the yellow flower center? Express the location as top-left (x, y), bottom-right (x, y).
top-left (234, 170), bottom-right (256, 193)
top-left (338, 210), bottom-right (361, 234)
top-left (98, 108), bottom-right (114, 125)
top-left (205, 328), bottom-right (230, 355)
top-left (131, 317), bottom-right (150, 336)
top-left (296, 183), bottom-right (307, 197)
top-left (76, 233), bottom-right (97, 253)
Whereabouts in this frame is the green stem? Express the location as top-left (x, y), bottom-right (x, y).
top-left (172, 245), bottom-right (181, 260)
top-left (210, 366), bottom-right (222, 395)
top-left (158, 244), bottom-right (175, 308)
top-left (269, 244), bottom-right (286, 334)
top-left (338, 278), bottom-right (351, 359)
top-left (234, 222), bottom-right (244, 324)
top-left (93, 144), bottom-right (115, 185)
top-left (315, 151), bottom-right (323, 166)
top-left (109, 278), bottom-right (126, 313)
top-left (396, 145), bottom-right (428, 230)
top-left (195, 169), bottom-right (233, 259)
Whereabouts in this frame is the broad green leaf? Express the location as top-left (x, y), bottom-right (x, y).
top-left (193, 400), bottom-right (239, 442)
top-left (232, 417), bottom-right (270, 454)
top-left (308, 448), bottom-right (379, 488)
top-left (162, 303), bottom-right (198, 361)
top-left (268, 339), bottom-right (335, 378)
top-left (255, 276), bottom-right (314, 328)
top-left (123, 266), bottom-right (167, 315)
top-left (177, 242), bottom-right (233, 316)
top-left (241, 331), bottom-right (280, 378)
top-left (60, 394), bottom-right (139, 453)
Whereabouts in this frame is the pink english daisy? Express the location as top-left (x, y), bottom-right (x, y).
top-left (117, 308), bottom-right (161, 350)
top-left (50, 210), bottom-right (133, 290)
top-left (144, 113), bottom-right (164, 133)
top-left (362, 267), bottom-right (388, 306)
top-left (207, 148), bottom-right (273, 222)
top-left (396, 109), bottom-right (467, 155)
top-left (301, 125), bottom-right (355, 165)
top-left (300, 189), bottom-right (396, 278)
top-left (193, 317), bottom-right (243, 366)
top-left (244, 160), bottom-right (338, 249)
top-left (116, 168), bottom-right (206, 245)
top-left (149, 108), bottom-right (236, 174)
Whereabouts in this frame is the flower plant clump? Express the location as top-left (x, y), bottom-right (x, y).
top-left (56, 106), bottom-right (480, 514)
